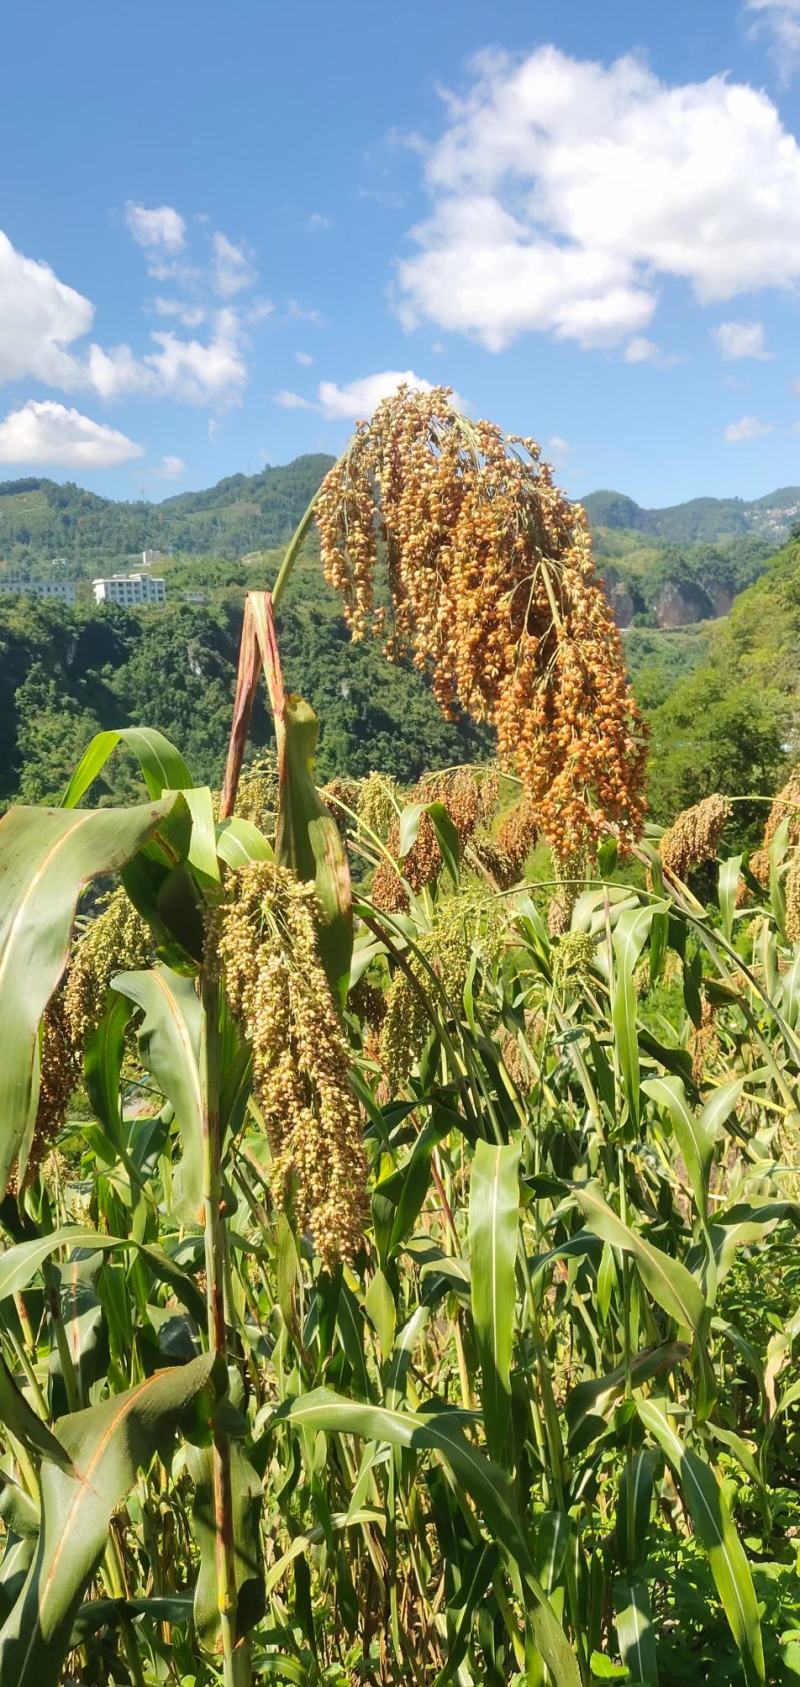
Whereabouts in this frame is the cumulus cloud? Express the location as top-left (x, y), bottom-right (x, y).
top-left (712, 320), bottom-right (772, 359)
top-left (152, 453), bottom-right (187, 479)
top-left (286, 300), bottom-right (325, 326)
top-left (124, 202), bottom-right (186, 252)
top-left (624, 336), bottom-right (682, 366)
top-left (151, 295), bottom-right (206, 328)
top-left (0, 400), bottom-right (142, 467)
top-left (274, 370), bottom-right (444, 420)
top-left (0, 230), bottom-right (94, 386)
top-left (396, 47), bottom-right (800, 351)
top-left (724, 414), bottom-right (773, 441)
top-left (212, 232), bottom-right (257, 297)
top-left (547, 435), bottom-right (570, 456)
top-left (295, 351), bottom-right (314, 366)
top-left (86, 309), bottom-right (248, 408)
top-left (745, 0), bottom-right (800, 78)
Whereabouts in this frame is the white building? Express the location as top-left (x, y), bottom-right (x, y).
top-left (0, 575), bottom-right (76, 603)
top-left (142, 548), bottom-right (166, 567)
top-left (93, 573), bottom-right (166, 607)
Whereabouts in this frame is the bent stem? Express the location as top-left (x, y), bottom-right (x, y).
top-left (200, 971), bottom-right (251, 1687)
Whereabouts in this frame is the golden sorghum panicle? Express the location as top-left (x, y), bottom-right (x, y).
top-left (689, 999), bottom-right (720, 1085)
top-left (63, 886), bottom-right (153, 1050)
top-left (552, 930), bottom-right (596, 986)
top-left (209, 862), bottom-right (367, 1267)
top-left (13, 996), bottom-right (82, 1191)
top-left (659, 794), bottom-right (732, 880)
top-left (320, 775), bottom-right (361, 840)
top-left (378, 900), bottom-right (478, 1088)
top-left (372, 767), bottom-right (495, 911)
top-left (472, 795), bottom-right (540, 888)
top-left (786, 852), bottom-right (800, 944)
top-left (315, 387), bottom-right (647, 865)
top-left (749, 847), bottom-right (770, 889)
top-left (763, 770), bottom-right (800, 852)
top-left (356, 772), bottom-right (401, 841)
top-left (234, 753), bottom-right (279, 833)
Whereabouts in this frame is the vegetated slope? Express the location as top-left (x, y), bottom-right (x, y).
top-left (646, 531), bottom-right (800, 830)
top-left (583, 484), bottom-right (800, 543)
top-left (0, 455), bottom-right (335, 571)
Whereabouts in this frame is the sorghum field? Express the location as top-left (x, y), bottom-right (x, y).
top-left (2, 391), bottom-right (800, 1687)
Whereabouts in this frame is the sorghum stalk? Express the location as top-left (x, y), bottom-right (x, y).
top-left (199, 971), bottom-right (251, 1687)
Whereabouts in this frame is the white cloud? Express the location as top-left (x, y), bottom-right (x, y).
top-left (274, 389), bottom-right (317, 410)
top-left (212, 232), bottom-right (257, 297)
top-left (712, 320), bottom-right (772, 360)
top-left (0, 230), bottom-right (94, 386)
top-left (0, 400), bottom-right (142, 467)
top-left (124, 202), bottom-right (186, 253)
top-left (295, 350), bottom-right (314, 366)
top-left (287, 300), bottom-right (325, 326)
top-left (152, 453), bottom-right (187, 479)
top-left (745, 0), bottom-right (800, 79)
top-left (547, 435), bottom-right (570, 456)
top-left (151, 295), bottom-right (206, 328)
top-left (624, 336), bottom-right (681, 366)
top-left (397, 47), bottom-right (800, 352)
top-left (724, 414), bottom-right (774, 441)
top-left (305, 213), bottom-right (334, 231)
top-left (274, 370), bottom-right (445, 421)
top-left (86, 310), bottom-right (248, 408)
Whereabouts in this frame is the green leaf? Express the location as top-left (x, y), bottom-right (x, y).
top-left (642, 1075), bottom-right (714, 1220)
top-left (61, 727), bottom-right (193, 808)
top-left (0, 1353), bottom-right (225, 1687)
top-left (364, 1269), bottom-right (396, 1361)
top-left (574, 1184), bottom-right (707, 1339)
top-left (215, 816), bottom-right (274, 867)
top-left (83, 989), bottom-right (132, 1151)
top-left (468, 1139), bottom-right (520, 1462)
top-left (612, 905), bottom-right (665, 1125)
top-left (637, 1398), bottom-right (764, 1686)
top-left (0, 796), bottom-right (182, 1196)
top-left (112, 966), bottom-right (204, 1223)
top-left (188, 1440), bottom-right (264, 1653)
top-left (271, 1388), bottom-right (580, 1686)
top-left (425, 801), bottom-right (460, 888)
top-left (615, 1578), bottom-right (659, 1687)
top-left (0, 1226), bottom-right (204, 1327)
top-left (398, 802), bottom-right (425, 858)
top-left (0, 1353), bottom-right (74, 1474)
top-left (718, 855), bottom-right (743, 943)
top-left (275, 696), bottom-right (353, 1009)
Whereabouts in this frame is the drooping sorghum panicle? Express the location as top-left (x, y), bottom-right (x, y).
top-left (233, 752), bottom-right (279, 833)
top-left (10, 994), bottom-right (83, 1192)
top-left (208, 861), bottom-right (367, 1267)
top-left (372, 767), bottom-right (496, 911)
top-left (749, 847), bottom-right (771, 889)
top-left (763, 770), bottom-right (800, 853)
top-left (315, 387), bottom-right (647, 864)
top-left (659, 793), bottom-right (732, 880)
top-left (356, 772), bottom-right (401, 841)
top-left (786, 851), bottom-right (800, 943)
top-left (320, 775), bottom-right (361, 840)
top-left (689, 999), bottom-right (720, 1086)
top-left (378, 900), bottom-right (478, 1088)
top-left (63, 886), bottom-right (153, 1051)
top-left (552, 929), bottom-right (596, 987)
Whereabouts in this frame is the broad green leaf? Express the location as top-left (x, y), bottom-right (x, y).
top-left (0, 1225), bottom-right (205, 1327)
top-left (83, 988), bottom-right (132, 1152)
top-left (567, 1345), bottom-right (686, 1453)
top-left (179, 786), bottom-right (220, 883)
top-left (642, 1075), bottom-right (714, 1220)
top-left (614, 1449), bottom-right (660, 1574)
top-left (188, 1440), bottom-right (264, 1652)
top-left (271, 1388), bottom-right (580, 1686)
top-left (468, 1139), bottom-right (520, 1462)
top-left (215, 816), bottom-right (274, 867)
top-left (574, 1184), bottom-right (706, 1339)
top-left (112, 965), bottom-right (204, 1222)
top-left (398, 803), bottom-right (425, 858)
top-left (364, 1269), bottom-right (396, 1360)
top-left (615, 1578), bottom-right (659, 1687)
top-left (719, 855), bottom-right (743, 943)
top-left (0, 1354), bottom-right (73, 1474)
top-left (0, 1353), bottom-right (224, 1687)
top-left (612, 905), bottom-right (665, 1124)
top-left (637, 1398), bottom-right (764, 1686)
top-left (385, 1306), bottom-right (429, 1410)
top-left (0, 796), bottom-right (182, 1196)
top-left (61, 727), bottom-right (193, 808)
top-left (275, 695), bottom-right (353, 1009)
top-left (425, 800), bottom-right (460, 888)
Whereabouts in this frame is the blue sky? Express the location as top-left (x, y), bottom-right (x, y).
top-left (1, 0), bottom-right (799, 507)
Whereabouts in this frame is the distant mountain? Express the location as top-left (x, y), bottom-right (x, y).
top-left (0, 455), bottom-right (335, 572)
top-left (581, 486), bottom-right (800, 545)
